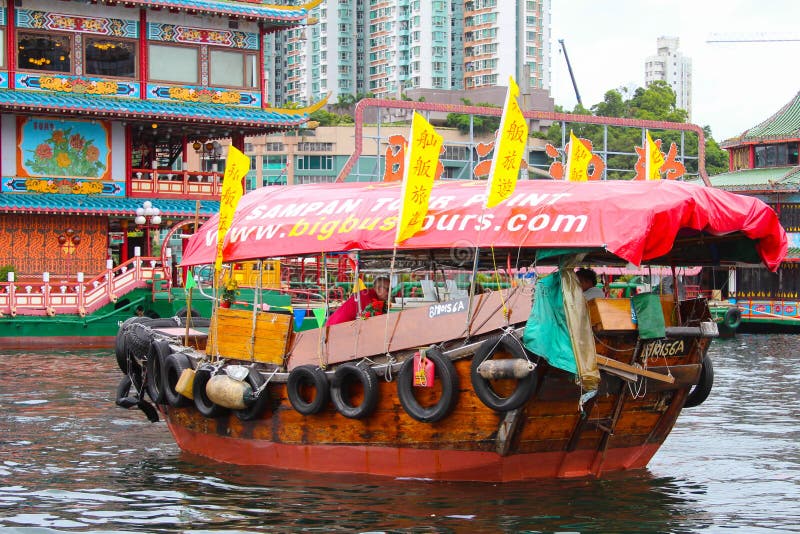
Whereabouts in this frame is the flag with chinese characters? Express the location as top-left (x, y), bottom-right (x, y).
top-left (215, 146), bottom-right (250, 272)
top-left (395, 112), bottom-right (443, 245)
top-left (565, 130), bottom-right (593, 181)
top-left (485, 76), bottom-right (528, 208)
top-left (646, 130), bottom-right (666, 180)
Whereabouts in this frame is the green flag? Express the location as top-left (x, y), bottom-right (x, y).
top-left (184, 269), bottom-right (197, 291)
top-left (312, 307), bottom-right (326, 327)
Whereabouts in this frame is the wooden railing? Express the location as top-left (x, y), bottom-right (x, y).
top-left (129, 168), bottom-right (223, 200)
top-left (0, 256), bottom-right (169, 317)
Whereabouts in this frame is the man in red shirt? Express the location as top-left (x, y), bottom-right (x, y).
top-left (327, 276), bottom-right (390, 326)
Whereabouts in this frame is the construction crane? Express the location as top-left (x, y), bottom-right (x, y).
top-left (558, 39), bottom-right (582, 107)
top-left (707, 32), bottom-right (800, 43)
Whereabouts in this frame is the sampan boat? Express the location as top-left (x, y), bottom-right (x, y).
top-left (113, 179), bottom-right (786, 482)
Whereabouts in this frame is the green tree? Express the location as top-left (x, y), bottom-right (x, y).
top-left (545, 82), bottom-right (723, 179)
top-left (445, 99), bottom-right (501, 134)
top-left (310, 109), bottom-right (354, 126)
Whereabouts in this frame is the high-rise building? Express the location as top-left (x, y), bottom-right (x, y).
top-left (266, 0), bottom-right (551, 106)
top-left (644, 36), bottom-right (692, 119)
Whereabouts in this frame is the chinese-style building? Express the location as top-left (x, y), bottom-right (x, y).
top-left (710, 91), bottom-right (800, 330)
top-left (0, 0), bottom-right (320, 279)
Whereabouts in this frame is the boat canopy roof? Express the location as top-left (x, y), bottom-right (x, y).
top-left (181, 179), bottom-right (787, 271)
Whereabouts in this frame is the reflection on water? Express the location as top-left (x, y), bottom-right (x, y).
top-left (0, 336), bottom-right (798, 532)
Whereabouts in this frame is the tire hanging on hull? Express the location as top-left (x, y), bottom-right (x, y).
top-left (193, 364), bottom-right (230, 418)
top-left (397, 348), bottom-right (459, 423)
top-left (684, 356), bottom-right (714, 408)
top-left (330, 363), bottom-right (379, 419)
top-left (723, 308), bottom-right (742, 330)
top-left (162, 351), bottom-right (194, 408)
top-left (233, 367), bottom-right (272, 421)
top-left (145, 339), bottom-right (171, 405)
top-left (287, 365), bottom-right (330, 415)
top-left (470, 334), bottom-right (538, 412)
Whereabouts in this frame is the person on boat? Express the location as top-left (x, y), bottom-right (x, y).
top-left (327, 276), bottom-right (390, 325)
top-left (576, 268), bottom-right (605, 301)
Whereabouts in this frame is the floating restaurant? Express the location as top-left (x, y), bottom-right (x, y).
top-left (709, 91), bottom-right (800, 331)
top-left (0, 0), bottom-right (321, 346)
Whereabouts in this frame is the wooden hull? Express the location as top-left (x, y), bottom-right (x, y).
top-left (166, 414), bottom-right (663, 481)
top-left (116, 291), bottom-right (716, 482)
top-left (162, 350), bottom-right (703, 482)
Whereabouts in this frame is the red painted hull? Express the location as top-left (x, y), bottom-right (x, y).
top-left (165, 411), bottom-right (661, 482)
top-left (0, 334), bottom-right (114, 350)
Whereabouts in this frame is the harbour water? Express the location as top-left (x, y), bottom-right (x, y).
top-left (1, 335), bottom-right (798, 533)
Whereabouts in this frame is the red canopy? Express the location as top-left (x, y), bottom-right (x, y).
top-left (182, 179), bottom-right (787, 271)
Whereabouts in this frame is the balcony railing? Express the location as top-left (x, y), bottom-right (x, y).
top-left (0, 256), bottom-right (168, 317)
top-left (130, 169), bottom-right (224, 200)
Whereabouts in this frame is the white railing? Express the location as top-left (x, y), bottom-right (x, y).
top-left (0, 256), bottom-right (169, 317)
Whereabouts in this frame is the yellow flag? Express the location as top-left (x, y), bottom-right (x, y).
top-left (485, 76), bottom-right (528, 208)
top-left (646, 130), bottom-right (665, 180)
top-left (215, 146), bottom-right (250, 272)
top-left (565, 130), bottom-right (592, 181)
top-left (395, 112), bottom-right (443, 245)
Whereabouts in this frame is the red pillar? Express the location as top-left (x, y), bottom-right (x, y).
top-left (7, 0), bottom-right (16, 90)
top-left (139, 9), bottom-right (147, 99)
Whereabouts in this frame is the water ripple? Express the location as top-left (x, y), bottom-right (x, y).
top-left (1, 339), bottom-right (799, 532)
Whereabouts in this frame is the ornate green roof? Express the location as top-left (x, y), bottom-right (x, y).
top-left (722, 92), bottom-right (800, 147)
top-left (0, 90), bottom-right (307, 135)
top-left (0, 194), bottom-right (219, 218)
top-left (706, 166), bottom-right (800, 192)
top-left (120, 0), bottom-right (316, 22)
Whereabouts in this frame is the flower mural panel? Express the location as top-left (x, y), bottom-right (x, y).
top-left (16, 117), bottom-right (111, 180)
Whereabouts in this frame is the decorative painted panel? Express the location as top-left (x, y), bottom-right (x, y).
top-left (0, 72), bottom-right (7, 89)
top-left (16, 10), bottom-right (138, 38)
top-left (2, 176), bottom-right (123, 195)
top-left (147, 22), bottom-right (258, 49)
top-left (146, 83), bottom-right (261, 107)
top-left (16, 116), bottom-right (111, 182)
top-left (14, 73), bottom-right (139, 96)
top-left (0, 214), bottom-right (107, 277)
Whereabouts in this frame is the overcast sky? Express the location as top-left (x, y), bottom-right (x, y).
top-left (549, 0), bottom-right (800, 141)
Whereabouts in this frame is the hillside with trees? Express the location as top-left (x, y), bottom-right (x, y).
top-left (544, 81), bottom-right (728, 177)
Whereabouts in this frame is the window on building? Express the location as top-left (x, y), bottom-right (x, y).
top-left (296, 155), bottom-right (333, 170)
top-left (754, 143), bottom-right (794, 168)
top-left (84, 37), bottom-right (136, 77)
top-left (149, 44), bottom-right (198, 84)
top-left (17, 31), bottom-right (72, 73)
top-left (263, 154), bottom-right (287, 170)
top-left (210, 49), bottom-right (257, 88)
top-left (0, 30), bottom-right (6, 68)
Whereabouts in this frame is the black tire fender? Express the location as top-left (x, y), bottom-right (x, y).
top-left (724, 307), bottom-right (742, 330)
top-left (234, 367), bottom-right (272, 421)
top-left (470, 334), bottom-right (538, 412)
top-left (115, 329), bottom-right (129, 374)
top-left (176, 306), bottom-right (203, 318)
top-left (330, 363), bottom-right (379, 419)
top-left (685, 356), bottom-right (714, 408)
top-left (115, 375), bottom-right (139, 409)
top-left (287, 365), bottom-right (330, 415)
top-left (162, 351), bottom-right (194, 408)
top-left (397, 348), bottom-right (459, 423)
top-left (192, 364), bottom-right (229, 418)
top-left (145, 339), bottom-right (171, 405)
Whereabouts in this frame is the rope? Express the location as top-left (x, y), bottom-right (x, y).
top-left (383, 248), bottom-right (398, 356)
top-left (491, 246), bottom-right (509, 323)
